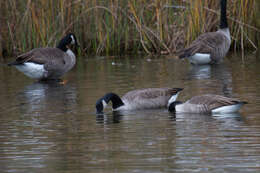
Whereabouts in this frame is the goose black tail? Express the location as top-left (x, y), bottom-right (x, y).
top-left (178, 50), bottom-right (191, 59)
top-left (7, 61), bottom-right (20, 66)
top-left (234, 101), bottom-right (248, 105)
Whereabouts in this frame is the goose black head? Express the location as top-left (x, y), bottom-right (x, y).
top-left (168, 101), bottom-right (182, 113)
top-left (95, 93), bottom-right (124, 114)
top-left (57, 33), bottom-right (78, 51)
top-left (96, 98), bottom-right (108, 114)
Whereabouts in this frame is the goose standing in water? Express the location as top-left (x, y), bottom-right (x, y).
top-left (8, 33), bottom-right (78, 81)
top-left (178, 0), bottom-right (231, 65)
top-left (96, 88), bottom-right (183, 114)
top-left (168, 94), bottom-right (247, 114)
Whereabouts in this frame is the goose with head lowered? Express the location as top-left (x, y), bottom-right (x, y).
top-left (178, 0), bottom-right (231, 65)
top-left (8, 33), bottom-right (78, 81)
top-left (96, 87), bottom-right (183, 114)
top-left (168, 94), bottom-right (247, 114)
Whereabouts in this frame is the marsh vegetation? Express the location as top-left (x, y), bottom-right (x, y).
top-left (0, 0), bottom-right (258, 57)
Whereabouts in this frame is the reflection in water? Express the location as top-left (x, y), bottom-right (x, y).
top-left (0, 81), bottom-right (80, 173)
top-left (17, 82), bottom-right (78, 114)
top-left (211, 112), bottom-right (242, 118)
top-left (211, 64), bottom-right (233, 97)
top-left (188, 65), bottom-right (211, 79)
top-left (187, 63), bottom-right (233, 97)
top-left (96, 111), bottom-right (123, 124)
top-left (174, 112), bottom-right (242, 121)
top-left (173, 112), bottom-right (251, 172)
top-left (96, 109), bottom-right (168, 124)
top-left (168, 112), bottom-right (177, 121)
top-left (1, 55), bottom-right (260, 173)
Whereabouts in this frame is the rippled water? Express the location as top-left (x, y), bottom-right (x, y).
top-left (1, 53), bottom-right (260, 173)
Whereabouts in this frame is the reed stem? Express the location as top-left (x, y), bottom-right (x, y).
top-left (0, 0), bottom-right (258, 57)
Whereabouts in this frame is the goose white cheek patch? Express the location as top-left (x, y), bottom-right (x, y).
top-left (102, 100), bottom-right (108, 109)
top-left (167, 93), bottom-right (179, 107)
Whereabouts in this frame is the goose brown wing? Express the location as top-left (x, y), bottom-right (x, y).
top-left (178, 32), bottom-right (226, 58)
top-left (10, 48), bottom-right (66, 65)
top-left (187, 94), bottom-right (242, 110)
top-left (122, 88), bottom-right (182, 102)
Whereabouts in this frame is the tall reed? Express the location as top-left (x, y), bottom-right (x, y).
top-left (186, 0), bottom-right (259, 52)
top-left (0, 0), bottom-right (258, 57)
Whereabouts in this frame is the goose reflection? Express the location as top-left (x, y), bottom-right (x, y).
top-left (96, 111), bottom-right (124, 124)
top-left (211, 112), bottom-right (244, 122)
top-left (17, 81), bottom-right (77, 114)
top-left (211, 64), bottom-right (233, 97)
top-left (187, 63), bottom-right (233, 97)
top-left (170, 111), bottom-right (242, 121)
top-left (170, 112), bottom-right (214, 122)
top-left (172, 111), bottom-right (245, 169)
top-left (187, 65), bottom-right (212, 80)
top-left (96, 109), bottom-right (169, 125)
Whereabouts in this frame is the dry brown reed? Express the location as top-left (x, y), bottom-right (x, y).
top-left (0, 0), bottom-right (258, 57)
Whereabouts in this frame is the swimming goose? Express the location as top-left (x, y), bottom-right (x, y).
top-left (168, 94), bottom-right (247, 114)
top-left (96, 87), bottom-right (183, 114)
top-left (178, 0), bottom-right (231, 65)
top-left (8, 33), bottom-right (78, 81)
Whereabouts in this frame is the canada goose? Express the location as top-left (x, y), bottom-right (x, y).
top-left (178, 0), bottom-right (230, 65)
top-left (96, 87), bottom-right (183, 114)
top-left (8, 33), bottom-right (78, 81)
top-left (168, 94), bottom-right (247, 114)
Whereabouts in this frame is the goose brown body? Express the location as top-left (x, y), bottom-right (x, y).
top-left (8, 33), bottom-right (77, 80)
top-left (11, 47), bottom-right (76, 79)
top-left (169, 94), bottom-right (247, 114)
top-left (178, 29), bottom-right (231, 64)
top-left (178, 0), bottom-right (230, 65)
top-left (121, 88), bottom-right (182, 110)
top-left (96, 88), bottom-right (183, 113)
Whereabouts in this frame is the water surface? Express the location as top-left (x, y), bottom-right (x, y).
top-left (0, 53), bottom-right (260, 173)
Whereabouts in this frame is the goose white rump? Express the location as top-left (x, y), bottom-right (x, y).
top-left (15, 62), bottom-right (46, 79)
top-left (188, 53), bottom-right (211, 65)
top-left (212, 104), bottom-right (244, 114)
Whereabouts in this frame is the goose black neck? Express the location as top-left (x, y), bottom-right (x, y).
top-left (57, 41), bottom-right (68, 52)
top-left (96, 93), bottom-right (124, 114)
top-left (220, 0), bottom-right (228, 29)
top-left (57, 36), bottom-right (69, 52)
top-left (102, 93), bottom-right (124, 109)
top-left (107, 93), bottom-right (124, 109)
top-left (168, 101), bottom-right (182, 113)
